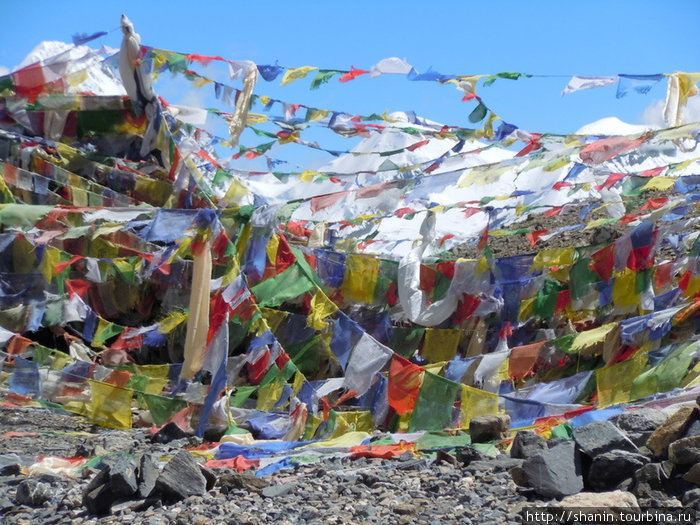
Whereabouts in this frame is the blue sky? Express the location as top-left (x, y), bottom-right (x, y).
top-left (1, 1), bottom-right (698, 169)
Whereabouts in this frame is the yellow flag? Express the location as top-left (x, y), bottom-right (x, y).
top-left (458, 164), bottom-right (511, 188)
top-left (422, 328), bottom-right (461, 363)
top-left (596, 350), bottom-right (647, 407)
top-left (307, 288), bottom-right (338, 330)
top-left (88, 380), bottom-right (133, 429)
top-left (65, 69), bottom-right (88, 88)
top-left (612, 268), bottom-right (639, 308)
top-left (134, 364), bottom-right (170, 380)
top-left (341, 255), bottom-right (379, 304)
top-left (570, 322), bottom-right (617, 352)
top-left (306, 109), bottom-right (329, 122)
top-left (298, 170), bottom-right (319, 183)
top-left (531, 247), bottom-right (576, 271)
top-left (192, 77), bottom-right (212, 88)
top-left (280, 66), bottom-right (319, 86)
top-left (157, 310), bottom-right (189, 334)
top-left (261, 307), bottom-right (288, 333)
top-left (519, 297), bottom-right (535, 321)
top-left (460, 384), bottom-right (500, 428)
top-left (39, 246), bottom-right (61, 283)
top-left (327, 411), bottom-right (373, 439)
top-left (256, 378), bottom-right (286, 411)
top-left (641, 177), bottom-right (675, 192)
top-left (266, 234), bottom-right (280, 267)
top-left (222, 178), bottom-right (250, 206)
top-left (292, 370), bottom-right (306, 396)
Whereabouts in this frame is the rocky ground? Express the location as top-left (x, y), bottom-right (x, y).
top-left (1, 396), bottom-right (699, 525)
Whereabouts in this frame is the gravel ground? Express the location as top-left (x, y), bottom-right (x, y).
top-left (0, 405), bottom-right (547, 525)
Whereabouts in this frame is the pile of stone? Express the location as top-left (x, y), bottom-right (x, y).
top-left (504, 397), bottom-right (700, 509)
top-left (82, 450), bottom-right (216, 515)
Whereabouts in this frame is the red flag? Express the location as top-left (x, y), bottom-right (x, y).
top-left (455, 294), bottom-right (481, 323)
top-left (388, 355), bottom-right (424, 415)
top-left (477, 222), bottom-right (489, 251)
top-left (339, 66), bottom-right (370, 83)
top-left (590, 243), bottom-right (615, 282)
top-left (594, 172), bottom-right (626, 191)
top-left (527, 229), bottom-right (548, 246)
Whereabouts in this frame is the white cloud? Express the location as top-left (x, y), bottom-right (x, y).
top-left (684, 96), bottom-right (700, 122)
top-left (640, 99), bottom-right (665, 128)
top-left (0, 65), bottom-right (9, 76)
top-left (640, 95), bottom-right (700, 128)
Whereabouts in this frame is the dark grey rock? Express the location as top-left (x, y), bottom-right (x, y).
top-left (682, 488), bottom-right (700, 510)
top-left (15, 479), bottom-right (52, 507)
top-left (203, 426), bottom-right (227, 443)
top-left (150, 422), bottom-right (192, 444)
top-left (154, 451), bottom-right (207, 501)
top-left (455, 446), bottom-right (487, 466)
top-left (395, 458), bottom-right (427, 471)
top-left (104, 455), bottom-right (138, 497)
top-left (521, 441), bottom-right (583, 498)
top-left (685, 419), bottom-right (700, 438)
top-left (0, 496), bottom-right (14, 512)
top-left (83, 482), bottom-right (117, 515)
top-left (668, 435), bottom-right (700, 465)
top-left (469, 414), bottom-right (510, 443)
top-left (464, 458), bottom-right (523, 475)
top-left (610, 408), bottom-right (668, 433)
top-left (85, 466), bottom-right (110, 493)
top-left (684, 463), bottom-right (700, 486)
top-left (587, 449), bottom-right (650, 491)
top-left (633, 462), bottom-right (674, 502)
top-left (217, 472), bottom-right (268, 495)
top-left (625, 431), bottom-right (655, 448)
top-left (547, 437), bottom-right (570, 448)
top-left (138, 454), bottom-right (160, 498)
top-left (0, 463), bottom-right (21, 476)
top-left (510, 430), bottom-right (547, 459)
top-left (573, 421), bottom-right (638, 457)
top-left (261, 483), bottom-right (295, 498)
top-left (509, 466), bottom-right (529, 487)
top-left (198, 464), bottom-right (216, 491)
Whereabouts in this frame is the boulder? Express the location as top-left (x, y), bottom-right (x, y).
top-left (15, 479), bottom-right (52, 507)
top-left (469, 414), bottom-right (510, 443)
top-left (547, 437), bottom-right (570, 448)
top-left (610, 408), bottom-right (668, 433)
top-left (608, 409), bottom-right (667, 447)
top-left (137, 454), bottom-right (159, 498)
top-left (198, 464), bottom-right (217, 491)
top-left (521, 441), bottom-right (583, 498)
top-left (667, 435), bottom-right (700, 465)
top-left (587, 450), bottom-right (649, 491)
top-left (682, 488), bottom-right (700, 511)
top-left (633, 462), bottom-right (675, 503)
top-left (684, 463), bottom-right (700, 486)
top-left (510, 430), bottom-right (548, 459)
top-left (464, 457), bottom-right (523, 475)
top-left (647, 405), bottom-right (697, 458)
top-left (203, 425), bottom-right (228, 443)
top-left (83, 482), bottom-right (117, 515)
top-left (262, 482), bottom-right (296, 498)
top-left (557, 490), bottom-right (638, 508)
top-left (684, 419), bottom-right (700, 438)
top-left (154, 450), bottom-right (207, 501)
top-left (150, 422), bottom-right (193, 444)
top-left (217, 472), bottom-right (268, 495)
top-left (573, 421), bottom-right (638, 457)
top-left (104, 455), bottom-right (138, 497)
top-left (455, 445), bottom-right (488, 466)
